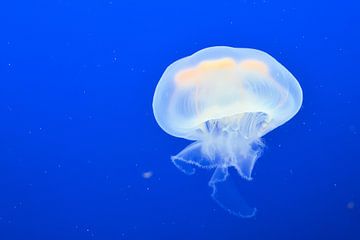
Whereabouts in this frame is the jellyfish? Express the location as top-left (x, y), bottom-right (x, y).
top-left (152, 46), bottom-right (303, 217)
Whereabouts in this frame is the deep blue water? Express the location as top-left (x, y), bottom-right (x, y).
top-left (1, 0), bottom-right (359, 239)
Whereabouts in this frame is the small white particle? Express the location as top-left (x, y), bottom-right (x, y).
top-left (142, 171), bottom-right (153, 179)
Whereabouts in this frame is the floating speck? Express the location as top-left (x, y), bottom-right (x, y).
top-left (347, 201), bottom-right (355, 210)
top-left (142, 171), bottom-right (153, 179)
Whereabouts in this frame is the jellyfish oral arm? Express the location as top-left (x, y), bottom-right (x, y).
top-left (209, 167), bottom-right (257, 218)
top-left (170, 112), bottom-right (266, 217)
top-left (171, 112), bottom-right (266, 179)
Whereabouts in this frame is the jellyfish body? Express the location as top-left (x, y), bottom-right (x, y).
top-left (152, 46), bottom-right (303, 217)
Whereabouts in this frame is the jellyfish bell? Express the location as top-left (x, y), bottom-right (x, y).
top-left (152, 46), bottom-right (303, 217)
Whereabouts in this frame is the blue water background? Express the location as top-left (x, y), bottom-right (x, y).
top-left (1, 0), bottom-right (359, 239)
